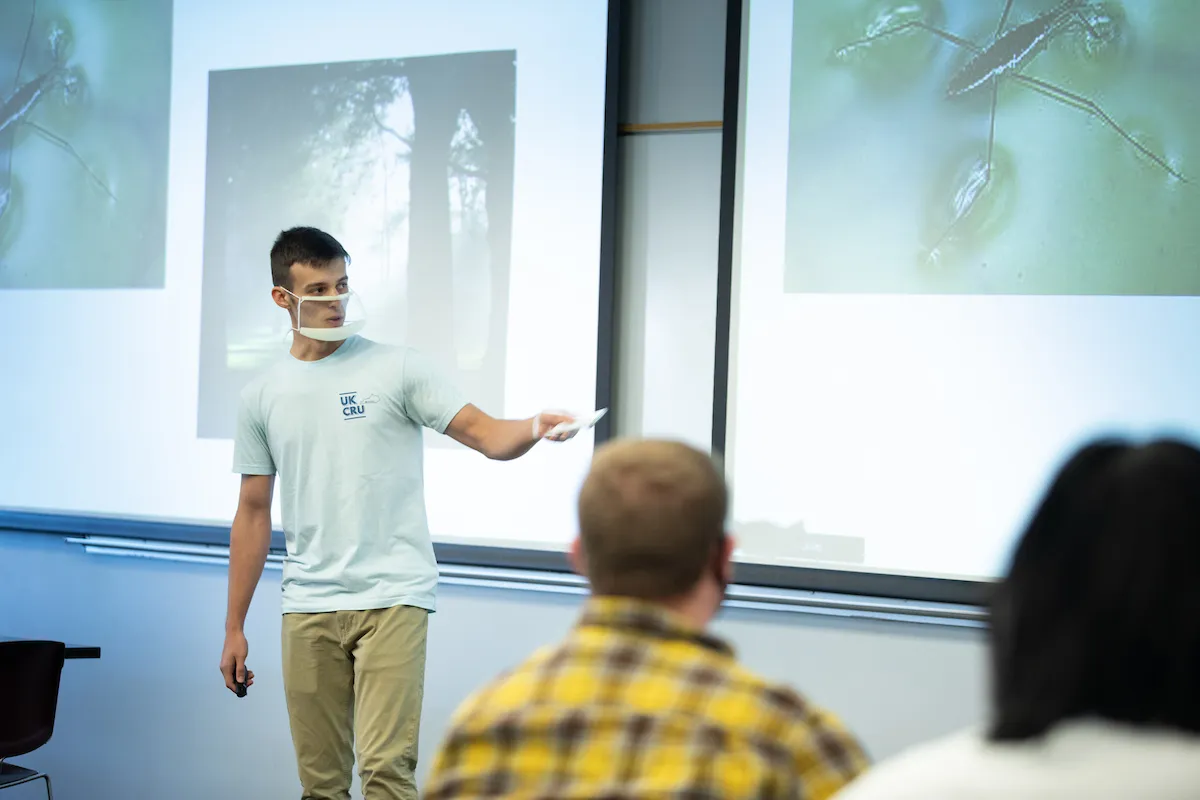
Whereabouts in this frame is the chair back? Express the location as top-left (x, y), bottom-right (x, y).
top-left (0, 640), bottom-right (65, 759)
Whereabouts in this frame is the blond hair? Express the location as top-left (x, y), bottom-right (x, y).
top-left (578, 439), bottom-right (727, 598)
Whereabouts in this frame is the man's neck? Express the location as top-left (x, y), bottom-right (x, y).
top-left (658, 588), bottom-right (716, 632)
top-left (290, 335), bottom-right (346, 362)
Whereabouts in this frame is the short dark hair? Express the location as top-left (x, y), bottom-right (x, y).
top-left (988, 436), bottom-right (1200, 742)
top-left (578, 439), bottom-right (728, 599)
top-left (269, 226), bottom-right (350, 289)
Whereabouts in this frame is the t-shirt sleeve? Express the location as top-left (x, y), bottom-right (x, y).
top-left (398, 348), bottom-right (469, 433)
top-left (232, 389), bottom-right (276, 475)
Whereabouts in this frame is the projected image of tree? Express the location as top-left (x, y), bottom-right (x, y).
top-left (781, 0), bottom-right (1200, 296)
top-left (196, 50), bottom-right (516, 440)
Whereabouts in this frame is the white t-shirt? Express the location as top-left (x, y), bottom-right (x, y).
top-left (834, 718), bottom-right (1200, 800)
top-left (232, 335), bottom-right (467, 615)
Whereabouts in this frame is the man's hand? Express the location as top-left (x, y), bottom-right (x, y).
top-left (219, 630), bottom-right (255, 694)
top-left (534, 411), bottom-right (579, 442)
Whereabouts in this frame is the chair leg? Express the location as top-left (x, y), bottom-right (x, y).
top-left (42, 774), bottom-right (53, 800)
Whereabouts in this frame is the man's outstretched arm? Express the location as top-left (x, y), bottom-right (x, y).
top-left (445, 404), bottom-right (576, 461)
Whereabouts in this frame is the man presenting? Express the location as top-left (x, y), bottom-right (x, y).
top-left (218, 226), bottom-right (579, 800)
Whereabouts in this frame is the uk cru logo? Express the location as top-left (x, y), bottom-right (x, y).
top-left (339, 392), bottom-right (379, 420)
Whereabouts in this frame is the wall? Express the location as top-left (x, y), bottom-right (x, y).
top-left (0, 2), bottom-right (987, 797)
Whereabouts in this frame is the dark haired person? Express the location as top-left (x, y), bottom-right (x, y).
top-left (835, 437), bottom-right (1200, 799)
top-left (218, 227), bottom-right (580, 800)
top-left (425, 438), bottom-right (869, 799)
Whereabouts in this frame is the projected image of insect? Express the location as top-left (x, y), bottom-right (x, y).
top-left (834, 0), bottom-right (1185, 262)
top-left (0, 1), bottom-right (116, 255)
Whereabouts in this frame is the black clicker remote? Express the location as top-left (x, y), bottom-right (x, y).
top-left (234, 668), bottom-right (249, 698)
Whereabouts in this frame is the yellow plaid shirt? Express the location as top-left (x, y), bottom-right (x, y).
top-left (424, 596), bottom-right (869, 799)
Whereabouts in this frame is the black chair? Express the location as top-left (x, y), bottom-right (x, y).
top-left (0, 640), bottom-right (65, 799)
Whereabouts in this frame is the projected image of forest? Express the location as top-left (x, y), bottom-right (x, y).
top-left (196, 49), bottom-right (516, 440)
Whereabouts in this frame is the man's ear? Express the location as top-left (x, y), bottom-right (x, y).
top-left (568, 536), bottom-right (587, 578)
top-left (271, 286), bottom-right (292, 311)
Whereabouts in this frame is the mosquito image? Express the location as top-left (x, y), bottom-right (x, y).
top-left (0, 1), bottom-right (116, 252)
top-left (834, 0), bottom-right (1186, 260)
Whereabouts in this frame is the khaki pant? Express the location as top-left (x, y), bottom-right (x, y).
top-left (281, 604), bottom-right (428, 800)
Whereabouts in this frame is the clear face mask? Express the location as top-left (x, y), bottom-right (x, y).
top-left (281, 286), bottom-right (368, 342)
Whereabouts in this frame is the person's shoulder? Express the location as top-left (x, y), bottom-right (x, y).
top-left (722, 660), bottom-right (814, 719)
top-left (237, 370), bottom-right (272, 409)
top-left (238, 353), bottom-right (293, 403)
top-left (720, 665), bottom-right (871, 774)
top-left (444, 643), bottom-right (564, 730)
top-left (833, 728), bottom-right (985, 800)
